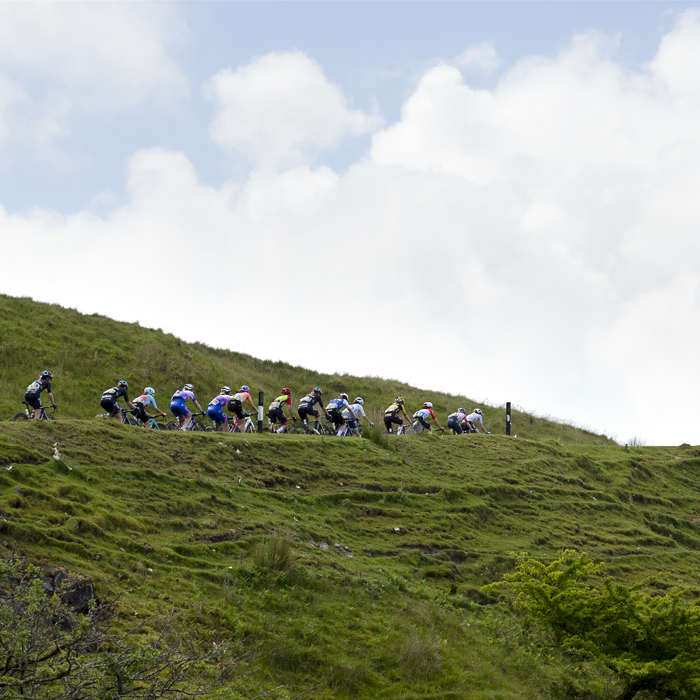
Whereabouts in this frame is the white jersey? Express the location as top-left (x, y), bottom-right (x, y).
top-left (342, 403), bottom-right (365, 420)
top-left (467, 412), bottom-right (483, 424)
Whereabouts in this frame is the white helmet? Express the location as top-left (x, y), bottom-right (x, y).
top-left (354, 397), bottom-right (364, 405)
top-left (144, 387), bottom-right (155, 396)
top-left (184, 384), bottom-right (194, 391)
top-left (473, 408), bottom-right (482, 415)
top-left (221, 386), bottom-right (231, 395)
top-left (340, 393), bottom-right (349, 401)
top-left (423, 402), bottom-right (433, 409)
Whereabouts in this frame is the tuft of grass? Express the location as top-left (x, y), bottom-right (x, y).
top-left (253, 535), bottom-right (296, 577)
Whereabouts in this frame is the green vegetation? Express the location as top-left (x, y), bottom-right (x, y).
top-left (1, 294), bottom-right (698, 699)
top-left (0, 294), bottom-right (613, 444)
top-left (487, 551), bottom-right (700, 700)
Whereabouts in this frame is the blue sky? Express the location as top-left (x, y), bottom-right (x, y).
top-left (2, 1), bottom-right (700, 445)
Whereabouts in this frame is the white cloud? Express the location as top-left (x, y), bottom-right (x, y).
top-left (0, 2), bottom-right (188, 147)
top-left (3, 12), bottom-right (700, 445)
top-left (453, 41), bottom-right (502, 75)
top-left (206, 51), bottom-right (381, 169)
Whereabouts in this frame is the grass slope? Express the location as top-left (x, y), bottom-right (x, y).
top-left (0, 294), bottom-right (613, 444)
top-left (1, 419), bottom-right (699, 699)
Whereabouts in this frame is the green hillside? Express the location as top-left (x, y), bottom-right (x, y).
top-left (2, 295), bottom-right (698, 700)
top-left (0, 294), bottom-right (612, 444)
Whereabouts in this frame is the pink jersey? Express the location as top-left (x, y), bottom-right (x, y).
top-left (232, 391), bottom-right (251, 404)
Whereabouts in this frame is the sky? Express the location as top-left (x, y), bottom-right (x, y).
top-left (1, 1), bottom-right (700, 446)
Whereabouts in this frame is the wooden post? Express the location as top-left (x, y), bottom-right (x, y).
top-left (257, 392), bottom-right (264, 433)
top-left (506, 402), bottom-right (511, 436)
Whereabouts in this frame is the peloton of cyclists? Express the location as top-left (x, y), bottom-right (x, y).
top-left (412, 402), bottom-right (446, 433)
top-left (25, 371), bottom-right (57, 419)
top-left (101, 381), bottom-right (136, 423)
top-left (170, 384), bottom-right (205, 430)
top-left (268, 388), bottom-right (296, 433)
top-left (132, 387), bottom-right (167, 428)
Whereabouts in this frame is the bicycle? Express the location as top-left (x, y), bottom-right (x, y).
top-left (13, 402), bottom-right (57, 422)
top-left (231, 412), bottom-right (256, 433)
top-left (292, 418), bottom-right (334, 436)
top-left (165, 412), bottom-right (207, 431)
top-left (120, 408), bottom-right (141, 427)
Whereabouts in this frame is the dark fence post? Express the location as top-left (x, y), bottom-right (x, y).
top-left (258, 392), bottom-right (264, 433)
top-left (506, 402), bottom-right (511, 436)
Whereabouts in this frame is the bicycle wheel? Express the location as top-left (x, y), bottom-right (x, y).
top-left (12, 413), bottom-right (28, 422)
top-left (191, 421), bottom-right (204, 432)
top-left (165, 421), bottom-right (180, 431)
top-left (204, 426), bottom-right (214, 432)
top-left (320, 424), bottom-right (335, 436)
top-left (245, 422), bottom-right (256, 433)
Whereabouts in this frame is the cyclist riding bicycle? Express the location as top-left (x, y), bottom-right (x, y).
top-left (101, 380), bottom-right (136, 423)
top-left (326, 393), bottom-right (357, 436)
top-left (466, 408), bottom-right (491, 434)
top-left (228, 385), bottom-right (257, 427)
top-left (207, 387), bottom-right (233, 431)
top-left (412, 402), bottom-right (445, 433)
top-left (170, 384), bottom-right (205, 430)
top-left (447, 407), bottom-right (469, 435)
top-left (342, 397), bottom-right (370, 435)
top-left (268, 388), bottom-right (296, 433)
top-left (132, 387), bottom-right (167, 429)
top-left (25, 371), bottom-right (57, 419)
top-left (297, 387), bottom-right (330, 425)
top-left (383, 396), bottom-right (408, 433)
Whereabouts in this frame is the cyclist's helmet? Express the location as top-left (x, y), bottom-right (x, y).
top-left (281, 388), bottom-right (292, 396)
top-left (458, 407), bottom-right (467, 414)
top-left (473, 408), bottom-right (482, 415)
top-left (354, 397), bottom-right (364, 405)
top-left (41, 370), bottom-right (53, 379)
top-left (118, 380), bottom-right (128, 388)
top-left (221, 386), bottom-right (232, 395)
top-left (313, 386), bottom-right (322, 394)
top-left (144, 387), bottom-right (155, 395)
top-left (423, 402), bottom-right (433, 408)
top-left (340, 393), bottom-right (349, 401)
top-left (239, 385), bottom-right (250, 393)
top-left (395, 396), bottom-right (404, 405)
top-left (183, 384), bottom-right (194, 391)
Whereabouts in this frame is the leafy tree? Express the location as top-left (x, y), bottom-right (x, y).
top-left (0, 558), bottom-right (233, 700)
top-left (485, 551), bottom-right (700, 700)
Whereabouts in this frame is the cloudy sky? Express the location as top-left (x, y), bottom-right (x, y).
top-left (2, 1), bottom-right (700, 446)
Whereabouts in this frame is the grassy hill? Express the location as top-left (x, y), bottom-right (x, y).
top-left (2, 295), bottom-right (697, 699)
top-left (0, 294), bottom-right (612, 444)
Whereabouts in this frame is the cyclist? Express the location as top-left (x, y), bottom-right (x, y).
top-left (132, 387), bottom-right (167, 429)
top-left (228, 385), bottom-right (257, 430)
top-left (412, 402), bottom-right (445, 433)
top-left (207, 387), bottom-right (233, 431)
top-left (466, 408), bottom-right (491, 434)
top-left (101, 380), bottom-right (136, 423)
top-left (447, 407), bottom-right (469, 435)
top-left (383, 396), bottom-right (409, 433)
top-left (170, 383), bottom-right (205, 430)
top-left (24, 371), bottom-right (56, 419)
top-left (297, 387), bottom-right (330, 426)
top-left (342, 397), bottom-right (370, 436)
top-left (326, 393), bottom-right (357, 436)
top-left (268, 388), bottom-right (296, 433)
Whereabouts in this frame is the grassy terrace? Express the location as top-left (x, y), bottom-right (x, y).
top-left (1, 417), bottom-right (699, 699)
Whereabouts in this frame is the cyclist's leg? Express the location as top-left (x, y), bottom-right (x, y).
top-left (26, 394), bottom-right (41, 420)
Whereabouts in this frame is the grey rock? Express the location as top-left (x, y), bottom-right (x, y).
top-left (12, 487), bottom-right (23, 497)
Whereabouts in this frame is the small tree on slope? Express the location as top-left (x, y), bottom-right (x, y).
top-left (485, 550), bottom-right (700, 700)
